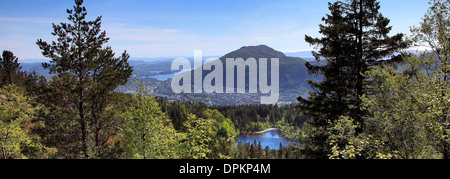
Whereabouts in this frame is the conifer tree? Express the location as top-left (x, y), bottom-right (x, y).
top-left (0, 50), bottom-right (22, 86)
top-left (36, 0), bottom-right (133, 158)
top-left (297, 0), bottom-right (409, 158)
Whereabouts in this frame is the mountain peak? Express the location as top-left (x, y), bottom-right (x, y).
top-left (221, 45), bottom-right (287, 59)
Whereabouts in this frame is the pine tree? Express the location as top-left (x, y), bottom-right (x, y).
top-left (297, 0), bottom-right (409, 158)
top-left (0, 50), bottom-right (22, 87)
top-left (36, 0), bottom-right (133, 158)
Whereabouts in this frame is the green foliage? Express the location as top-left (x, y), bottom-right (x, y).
top-left (213, 104), bottom-right (306, 133)
top-left (360, 57), bottom-right (436, 159)
top-left (155, 98), bottom-right (241, 159)
top-left (275, 118), bottom-right (301, 139)
top-left (120, 83), bottom-right (182, 159)
top-left (297, 0), bottom-right (409, 159)
top-left (0, 85), bottom-right (53, 159)
top-left (324, 0), bottom-right (450, 160)
top-left (36, 0), bottom-right (133, 158)
top-left (330, 51), bottom-right (448, 159)
top-left (7, 0), bottom-right (450, 160)
top-left (328, 116), bottom-right (398, 159)
top-left (156, 97), bottom-right (207, 131)
top-left (411, 0), bottom-right (450, 158)
top-left (2, 0), bottom-right (308, 159)
top-left (329, 51), bottom-right (449, 159)
top-left (0, 50), bottom-right (22, 87)
top-left (331, 0), bottom-right (450, 159)
top-left (182, 114), bottom-right (215, 159)
top-left (203, 109), bottom-right (236, 139)
top-left (232, 140), bottom-right (303, 159)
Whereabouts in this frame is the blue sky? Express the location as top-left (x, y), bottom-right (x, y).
top-left (0, 0), bottom-right (430, 60)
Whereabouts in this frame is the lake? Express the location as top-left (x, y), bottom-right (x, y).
top-left (235, 130), bottom-right (299, 150)
top-left (142, 69), bottom-right (191, 81)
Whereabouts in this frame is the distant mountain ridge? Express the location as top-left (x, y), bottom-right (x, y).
top-left (182, 45), bottom-right (322, 100)
top-left (20, 45), bottom-right (323, 103)
top-left (223, 45), bottom-right (288, 60)
top-left (225, 45), bottom-right (321, 95)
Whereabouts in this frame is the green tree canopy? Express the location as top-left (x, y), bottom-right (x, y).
top-left (0, 50), bottom-right (22, 87)
top-left (0, 85), bottom-right (53, 159)
top-left (297, 0), bottom-right (409, 158)
top-left (120, 83), bottom-right (182, 159)
top-left (36, 0), bottom-right (133, 158)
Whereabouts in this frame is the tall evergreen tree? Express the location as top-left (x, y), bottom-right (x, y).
top-left (0, 50), bottom-right (22, 86)
top-left (36, 0), bottom-right (133, 158)
top-left (297, 0), bottom-right (409, 158)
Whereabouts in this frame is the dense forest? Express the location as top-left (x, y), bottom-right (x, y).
top-left (1, 0), bottom-right (449, 159)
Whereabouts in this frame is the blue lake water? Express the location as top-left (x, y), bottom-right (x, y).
top-left (235, 130), bottom-right (299, 150)
top-left (142, 69), bottom-right (191, 81)
top-left (149, 71), bottom-right (177, 81)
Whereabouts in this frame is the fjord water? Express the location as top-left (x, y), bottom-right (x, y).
top-left (235, 130), bottom-right (299, 150)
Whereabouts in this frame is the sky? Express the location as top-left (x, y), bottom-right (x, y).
top-left (0, 0), bottom-right (430, 60)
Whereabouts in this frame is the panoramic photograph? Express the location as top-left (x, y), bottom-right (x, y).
top-left (1, 0), bottom-right (449, 167)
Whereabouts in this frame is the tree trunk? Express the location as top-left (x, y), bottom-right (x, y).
top-left (79, 81), bottom-right (88, 158)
